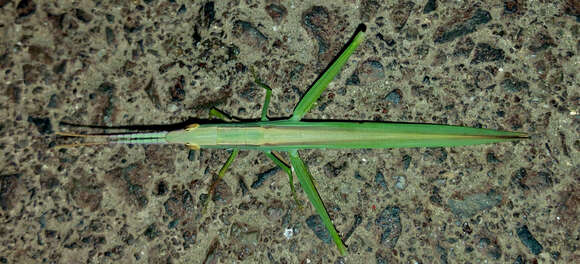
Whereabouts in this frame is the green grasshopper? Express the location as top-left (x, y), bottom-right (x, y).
top-left (57, 24), bottom-right (527, 255)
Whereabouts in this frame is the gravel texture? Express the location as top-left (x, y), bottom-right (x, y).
top-left (0, 0), bottom-right (578, 263)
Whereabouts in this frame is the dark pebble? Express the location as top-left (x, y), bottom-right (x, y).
top-left (504, 0), bottom-right (520, 14)
top-left (74, 8), bottom-right (93, 23)
top-left (390, 2), bottom-right (415, 30)
top-left (376, 33), bottom-right (396, 47)
top-left (376, 250), bottom-right (390, 264)
top-left (17, 0), bottom-right (36, 18)
top-left (7, 84), bottom-right (21, 103)
top-left (128, 184), bottom-right (148, 208)
top-left (105, 13), bottom-right (114, 23)
top-left (323, 161), bottom-right (347, 178)
top-left (453, 37), bottom-right (475, 57)
top-left (302, 6), bottom-right (329, 33)
top-left (52, 60), bottom-right (67, 74)
top-left (232, 20), bottom-right (268, 49)
top-left (27, 116), bottom-right (52, 134)
top-left (0, 174), bottom-right (20, 210)
top-left (168, 219), bottom-right (178, 229)
top-left (251, 167), bottom-right (280, 189)
top-left (187, 150), bottom-right (196, 161)
top-left (143, 223), bottom-right (159, 240)
top-left (345, 74), bottom-right (360, 85)
top-left (265, 4), bottom-right (287, 24)
top-left (528, 32), bottom-right (556, 52)
top-left (423, 0), bottom-right (437, 14)
top-left (198, 193), bottom-right (208, 208)
top-left (22, 64), bottom-right (41, 84)
top-left (177, 4), bottom-right (186, 15)
top-left (302, 6), bottom-right (330, 55)
top-left (434, 9), bottom-right (491, 44)
top-left (430, 187), bottom-right (443, 205)
top-left (486, 152), bottom-right (500, 163)
top-left (402, 155), bottom-right (411, 170)
top-left (385, 89), bottom-right (403, 104)
top-left (155, 180), bottom-right (167, 196)
top-left (238, 177), bottom-right (249, 196)
top-left (47, 94), bottom-right (59, 108)
top-left (471, 43), bottom-right (505, 64)
top-left (182, 230), bottom-right (196, 246)
top-left (353, 171), bottom-right (363, 181)
top-left (200, 2), bottom-right (215, 28)
top-left (170, 75), bottom-right (186, 101)
top-left (375, 206), bottom-right (401, 248)
top-left (516, 225), bottom-right (543, 255)
top-left (511, 168), bottom-right (528, 190)
top-left (501, 78), bottom-right (529, 92)
top-left (375, 172), bottom-right (387, 190)
top-left (105, 27), bottom-right (115, 45)
top-left (305, 215), bottom-right (331, 244)
top-left (437, 245), bottom-right (448, 264)
top-left (182, 190), bottom-right (194, 210)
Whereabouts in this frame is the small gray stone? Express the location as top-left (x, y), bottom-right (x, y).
top-left (447, 190), bottom-right (502, 218)
top-left (393, 175), bottom-right (407, 190)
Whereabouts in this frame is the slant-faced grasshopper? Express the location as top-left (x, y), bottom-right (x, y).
top-left (57, 24), bottom-right (527, 255)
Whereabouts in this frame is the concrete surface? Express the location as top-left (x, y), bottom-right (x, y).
top-left (0, 0), bottom-right (578, 263)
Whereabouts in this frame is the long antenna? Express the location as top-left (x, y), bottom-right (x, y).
top-left (54, 131), bottom-right (169, 148)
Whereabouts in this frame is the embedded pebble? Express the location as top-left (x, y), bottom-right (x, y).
top-left (375, 206), bottom-right (401, 249)
top-left (393, 175), bottom-right (407, 190)
top-left (27, 116), bottom-right (52, 134)
top-left (501, 77), bottom-right (529, 92)
top-left (434, 9), bottom-right (491, 43)
top-left (447, 190), bottom-right (502, 218)
top-left (354, 60), bottom-right (385, 85)
top-left (265, 4), bottom-right (287, 24)
top-left (517, 225), bottom-right (543, 255)
top-left (305, 215), bottom-right (331, 244)
top-left (471, 43), bottom-right (505, 64)
top-left (385, 89), bottom-right (403, 104)
top-left (232, 20), bottom-right (268, 49)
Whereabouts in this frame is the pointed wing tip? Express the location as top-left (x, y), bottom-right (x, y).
top-left (511, 132), bottom-right (529, 139)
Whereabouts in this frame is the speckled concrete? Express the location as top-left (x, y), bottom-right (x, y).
top-left (0, 0), bottom-right (578, 263)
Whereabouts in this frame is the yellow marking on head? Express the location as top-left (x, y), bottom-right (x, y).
top-left (185, 143), bottom-right (200, 150)
top-left (185, 124), bottom-right (200, 131)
